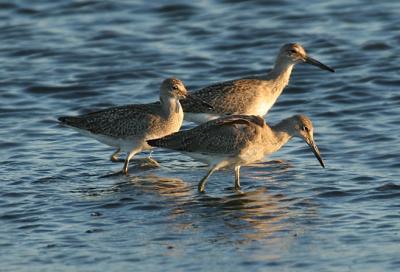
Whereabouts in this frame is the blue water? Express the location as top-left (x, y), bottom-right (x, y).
top-left (1, 1), bottom-right (400, 271)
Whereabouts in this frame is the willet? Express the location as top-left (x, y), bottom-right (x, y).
top-left (181, 43), bottom-right (334, 124)
top-left (58, 78), bottom-right (207, 174)
top-left (148, 114), bottom-right (324, 192)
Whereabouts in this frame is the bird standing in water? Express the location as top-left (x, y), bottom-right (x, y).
top-left (59, 78), bottom-right (208, 174)
top-left (148, 114), bottom-right (325, 192)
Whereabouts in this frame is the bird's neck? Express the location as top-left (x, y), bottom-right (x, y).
top-left (267, 60), bottom-right (294, 92)
top-left (267, 121), bottom-right (294, 153)
top-left (160, 96), bottom-right (183, 117)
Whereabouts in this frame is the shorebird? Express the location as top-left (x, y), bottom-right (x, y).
top-left (181, 43), bottom-right (334, 124)
top-left (58, 78), bottom-right (208, 174)
top-left (148, 114), bottom-right (325, 192)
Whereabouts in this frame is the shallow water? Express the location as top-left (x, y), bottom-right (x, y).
top-left (1, 0), bottom-right (400, 271)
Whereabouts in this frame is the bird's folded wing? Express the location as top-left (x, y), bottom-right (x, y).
top-left (180, 79), bottom-right (259, 114)
top-left (148, 115), bottom-right (264, 154)
top-left (59, 104), bottom-right (160, 137)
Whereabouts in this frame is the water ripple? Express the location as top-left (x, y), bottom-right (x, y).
top-left (1, 0), bottom-right (399, 271)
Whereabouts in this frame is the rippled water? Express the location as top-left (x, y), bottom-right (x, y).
top-left (1, 0), bottom-right (400, 271)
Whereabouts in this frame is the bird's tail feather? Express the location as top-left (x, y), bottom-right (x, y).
top-left (58, 116), bottom-right (80, 127)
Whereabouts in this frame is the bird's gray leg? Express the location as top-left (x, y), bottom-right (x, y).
top-left (198, 165), bottom-right (219, 193)
top-left (110, 148), bottom-right (121, 162)
top-left (146, 149), bottom-right (160, 167)
top-left (123, 149), bottom-right (140, 175)
top-left (234, 166), bottom-right (241, 191)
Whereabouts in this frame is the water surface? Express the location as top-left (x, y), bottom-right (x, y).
top-left (1, 0), bottom-right (400, 271)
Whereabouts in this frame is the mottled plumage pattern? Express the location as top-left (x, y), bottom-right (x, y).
top-left (59, 103), bottom-right (171, 138)
top-left (58, 77), bottom-right (188, 175)
top-left (181, 79), bottom-right (268, 114)
top-left (180, 43), bottom-right (334, 124)
top-left (148, 114), bottom-right (324, 192)
top-left (148, 115), bottom-right (265, 155)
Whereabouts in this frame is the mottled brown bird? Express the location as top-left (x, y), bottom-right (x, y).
top-left (181, 43), bottom-right (334, 124)
top-left (148, 114), bottom-right (324, 192)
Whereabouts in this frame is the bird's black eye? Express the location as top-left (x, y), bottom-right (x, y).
top-left (172, 85), bottom-right (179, 90)
top-left (290, 49), bottom-right (297, 54)
top-left (302, 125), bottom-right (309, 132)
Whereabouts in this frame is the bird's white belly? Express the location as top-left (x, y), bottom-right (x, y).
top-left (238, 147), bottom-right (266, 166)
top-left (252, 99), bottom-right (274, 117)
top-left (70, 127), bottom-right (148, 153)
top-left (182, 152), bottom-right (228, 166)
top-left (184, 99), bottom-right (274, 124)
top-left (184, 112), bottom-right (222, 124)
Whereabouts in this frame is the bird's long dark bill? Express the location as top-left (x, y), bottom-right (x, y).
top-left (305, 56), bottom-right (335, 72)
top-left (187, 94), bottom-right (214, 110)
top-left (308, 141), bottom-right (325, 168)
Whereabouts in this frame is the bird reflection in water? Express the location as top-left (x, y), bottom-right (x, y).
top-left (126, 174), bottom-right (193, 198)
top-left (124, 174), bottom-right (299, 246)
top-left (247, 159), bottom-right (293, 182)
top-left (76, 163), bottom-right (315, 248)
top-left (73, 172), bottom-right (191, 199)
top-left (100, 157), bottom-right (161, 177)
top-left (194, 188), bottom-right (295, 243)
